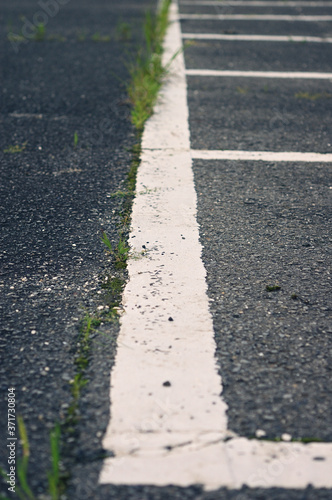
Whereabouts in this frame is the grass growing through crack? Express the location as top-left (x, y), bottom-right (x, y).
top-left (0, 417), bottom-right (64, 500)
top-left (127, 0), bottom-right (171, 130)
top-left (101, 232), bottom-right (129, 269)
top-left (16, 416), bottom-right (35, 500)
top-left (17, 3), bottom-right (172, 497)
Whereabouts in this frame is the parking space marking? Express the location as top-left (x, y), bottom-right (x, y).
top-left (182, 33), bottom-right (332, 42)
top-left (186, 69), bottom-right (332, 78)
top-left (191, 150), bottom-right (332, 162)
top-left (180, 1), bottom-right (332, 6)
top-left (180, 13), bottom-right (332, 20)
top-left (100, 0), bottom-right (332, 491)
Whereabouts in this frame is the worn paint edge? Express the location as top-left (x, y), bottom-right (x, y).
top-left (191, 150), bottom-right (332, 162)
top-left (182, 33), bottom-right (332, 43)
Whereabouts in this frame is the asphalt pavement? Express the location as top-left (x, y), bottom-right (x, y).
top-left (182, 0), bottom-right (332, 497)
top-left (1, 0), bottom-right (331, 499)
top-left (0, 0), bottom-right (153, 496)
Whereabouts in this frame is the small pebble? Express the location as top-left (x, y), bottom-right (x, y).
top-left (255, 429), bottom-right (266, 438)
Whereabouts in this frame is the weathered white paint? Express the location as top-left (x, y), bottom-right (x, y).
top-left (186, 69), bottom-right (332, 79)
top-left (180, 13), bottom-right (332, 20)
top-left (99, 0), bottom-right (332, 491)
top-left (182, 33), bottom-right (332, 43)
top-left (100, 0), bottom-right (229, 487)
top-left (100, 437), bottom-right (332, 489)
top-left (191, 150), bottom-right (332, 162)
top-left (180, 0), bottom-right (332, 6)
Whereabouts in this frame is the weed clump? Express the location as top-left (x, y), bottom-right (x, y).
top-left (128, 0), bottom-right (171, 130)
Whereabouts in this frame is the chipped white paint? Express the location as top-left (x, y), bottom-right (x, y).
top-left (180, 0), bottom-right (332, 6)
top-left (100, 0), bottom-right (332, 490)
top-left (191, 150), bottom-right (332, 162)
top-left (180, 13), bottom-right (332, 20)
top-left (182, 33), bottom-right (332, 43)
top-left (186, 69), bottom-right (332, 79)
top-left (100, 0), bottom-right (229, 487)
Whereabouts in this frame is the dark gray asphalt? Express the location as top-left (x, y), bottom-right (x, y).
top-left (187, 77), bottom-right (332, 152)
top-left (181, 0), bottom-right (332, 498)
top-left (181, 19), bottom-right (332, 37)
top-left (1, 0), bottom-right (331, 499)
top-left (181, 0), bottom-right (332, 443)
top-left (185, 41), bottom-right (332, 72)
top-left (0, 0), bottom-right (153, 496)
top-left (194, 159), bottom-right (332, 440)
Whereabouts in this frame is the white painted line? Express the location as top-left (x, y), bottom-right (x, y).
top-left (180, 13), bottom-right (332, 20)
top-left (186, 69), bottom-right (332, 79)
top-left (180, 0), bottom-right (332, 6)
top-left (192, 150), bottom-right (332, 162)
top-left (100, 0), bottom-right (332, 490)
top-left (182, 33), bottom-right (332, 42)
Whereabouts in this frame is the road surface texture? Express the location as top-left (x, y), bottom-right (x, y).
top-left (0, 0), bottom-right (154, 496)
top-left (1, 0), bottom-right (331, 499)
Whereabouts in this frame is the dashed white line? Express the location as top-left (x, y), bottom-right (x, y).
top-left (182, 33), bottom-right (332, 42)
top-left (186, 69), bottom-right (332, 79)
top-left (99, 0), bottom-right (332, 491)
top-left (180, 13), bottom-right (332, 20)
top-left (191, 150), bottom-right (332, 162)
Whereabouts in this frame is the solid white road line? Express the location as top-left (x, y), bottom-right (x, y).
top-left (192, 150), bottom-right (332, 162)
top-left (100, 0), bottom-right (332, 491)
top-left (180, 13), bottom-right (332, 20)
top-left (182, 33), bottom-right (332, 42)
top-left (180, 0), bottom-right (332, 6)
top-left (100, 0), bottom-right (229, 488)
top-left (186, 69), bottom-right (332, 79)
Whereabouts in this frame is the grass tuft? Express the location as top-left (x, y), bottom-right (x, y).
top-left (127, 0), bottom-right (171, 130)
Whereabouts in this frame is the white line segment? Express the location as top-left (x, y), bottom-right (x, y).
top-left (180, 0), bottom-right (332, 6)
top-left (100, 0), bottom-right (332, 490)
top-left (186, 69), bottom-right (332, 79)
top-left (191, 150), bottom-right (332, 162)
top-left (180, 13), bottom-right (332, 20)
top-left (182, 33), bottom-right (332, 42)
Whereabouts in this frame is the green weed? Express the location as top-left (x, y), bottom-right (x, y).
top-left (16, 416), bottom-right (35, 500)
top-left (7, 32), bottom-right (26, 43)
top-left (47, 424), bottom-right (62, 500)
top-left (101, 232), bottom-right (129, 269)
top-left (236, 86), bottom-right (249, 94)
top-left (8, 417), bottom-right (64, 500)
top-left (101, 231), bottom-right (113, 253)
top-left (91, 32), bottom-right (111, 42)
top-left (116, 22), bottom-right (132, 42)
top-left (115, 237), bottom-right (129, 269)
top-left (266, 284), bottom-right (281, 292)
top-left (33, 23), bottom-right (46, 41)
top-left (74, 132), bottom-right (78, 148)
top-left (295, 91), bottom-right (332, 101)
top-left (66, 314), bottom-right (97, 423)
top-left (110, 190), bottom-right (134, 198)
top-left (127, 0), bottom-right (171, 130)
top-left (3, 141), bottom-right (27, 154)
